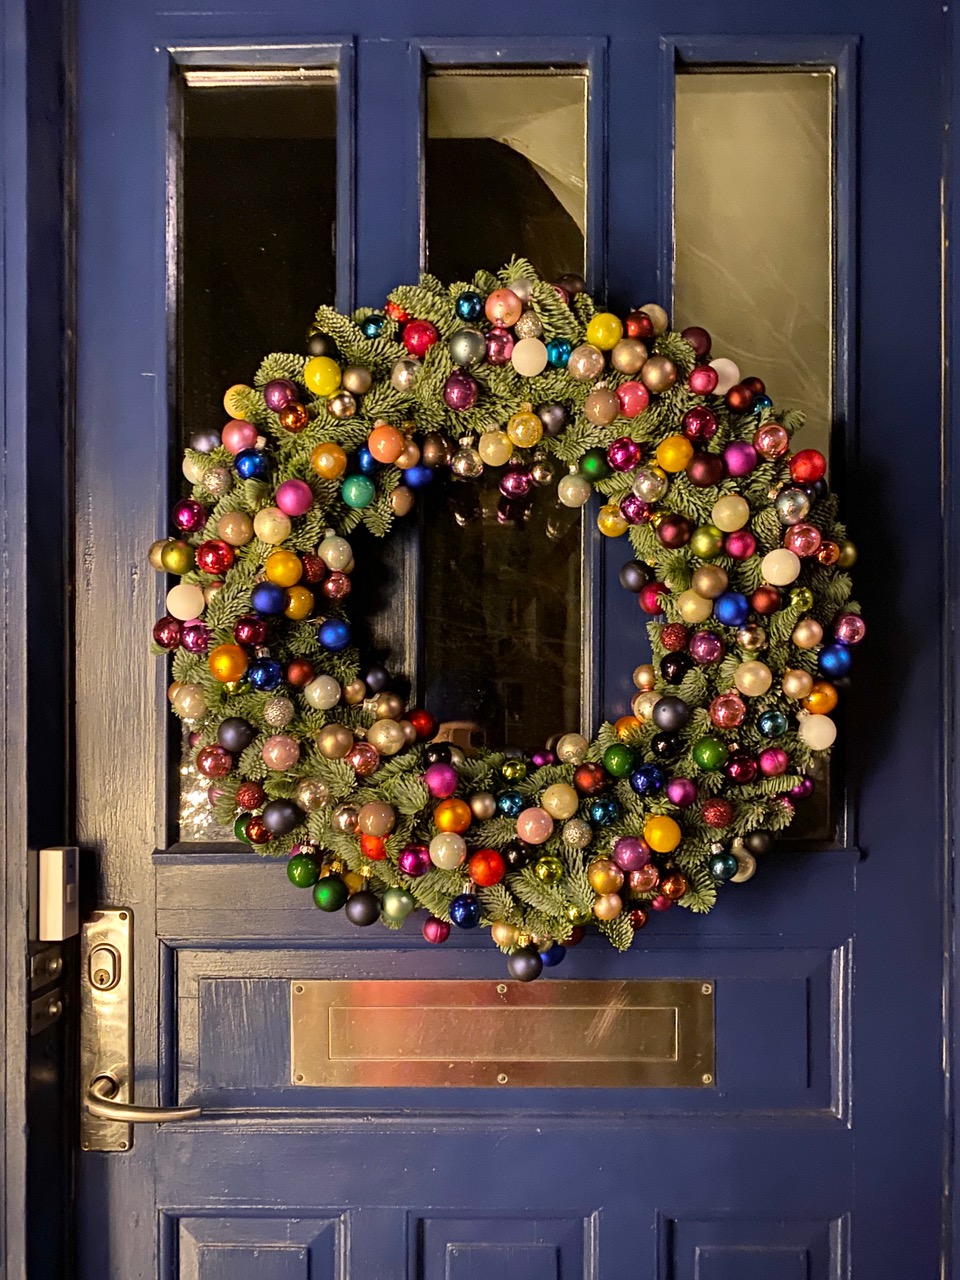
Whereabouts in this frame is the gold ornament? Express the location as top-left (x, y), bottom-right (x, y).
top-left (374, 691), bottom-right (404, 720)
top-left (597, 504), bottom-right (628, 538)
top-left (633, 663), bottom-right (656, 691)
top-left (541, 782), bottom-right (579, 820)
top-left (506, 409), bottom-right (542, 449)
top-left (148, 538), bottom-right (171, 570)
top-left (390, 486), bottom-right (414, 516)
top-left (491, 921), bottom-right (520, 948)
top-left (736, 624), bottom-right (767, 651)
top-left (469, 791), bottom-right (497, 821)
top-left (587, 858), bottom-right (625, 893)
top-left (331, 803), bottom-right (359, 833)
top-left (792, 617), bottom-right (824, 649)
top-left (677, 589), bottom-right (713, 624)
top-left (317, 723), bottom-right (354, 759)
top-left (692, 564), bottom-right (728, 599)
top-left (341, 365), bottom-right (372, 395)
top-left (366, 718), bottom-right (406, 756)
top-left (478, 431), bottom-right (513, 466)
top-left (610, 337), bottom-right (647, 374)
top-left (294, 778), bottom-right (329, 811)
top-left (734, 660), bottom-right (773, 697)
top-left (782, 668), bottom-right (814, 700)
top-left (343, 679), bottom-right (367, 705)
top-left (633, 690), bottom-right (661, 721)
top-left (593, 893), bottom-right (623, 920)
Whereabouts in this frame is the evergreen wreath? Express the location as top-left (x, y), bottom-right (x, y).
top-left (151, 257), bottom-right (863, 981)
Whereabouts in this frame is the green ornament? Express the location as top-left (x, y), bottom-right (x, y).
top-left (381, 887), bottom-right (416, 922)
top-left (234, 813), bottom-right (252, 843)
top-left (790, 586), bottom-right (814, 610)
top-left (313, 874), bottom-right (349, 912)
top-left (602, 743), bottom-right (635, 777)
top-left (160, 539), bottom-right (194, 575)
top-left (689, 523), bottom-right (724, 559)
top-left (501, 758), bottom-right (528, 782)
top-left (341, 474), bottom-right (376, 509)
top-left (287, 852), bottom-right (320, 888)
top-left (535, 855), bottom-right (564, 885)
top-left (692, 735), bottom-right (729, 771)
top-left (578, 448), bottom-right (610, 482)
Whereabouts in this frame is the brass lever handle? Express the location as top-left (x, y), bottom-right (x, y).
top-left (85, 1073), bottom-right (201, 1123)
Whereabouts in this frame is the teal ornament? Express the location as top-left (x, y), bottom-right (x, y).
top-left (546, 337), bottom-right (572, 368)
top-left (359, 313), bottom-right (386, 338)
top-left (455, 290), bottom-right (484, 322)
top-left (341, 474), bottom-right (376, 509)
top-left (381, 887), bottom-right (416, 922)
top-left (758, 709), bottom-right (789, 738)
top-left (709, 851), bottom-right (739, 881)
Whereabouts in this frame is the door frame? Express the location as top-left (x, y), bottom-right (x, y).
top-left (1, 5), bottom-right (958, 1277)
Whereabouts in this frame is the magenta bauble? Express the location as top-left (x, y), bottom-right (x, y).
top-left (263, 378), bottom-right (298, 411)
top-left (275, 478), bottom-right (313, 516)
top-left (650, 894), bottom-right (675, 912)
top-left (181, 621), bottom-right (211, 654)
top-left (152, 615), bottom-right (181, 650)
top-left (172, 498), bottom-right (207, 533)
top-left (423, 762), bottom-right (458, 798)
top-left (234, 614), bottom-right (268, 646)
top-left (666, 777), bottom-right (697, 807)
top-left (607, 437), bottom-right (641, 471)
top-left (485, 326), bottom-right (514, 365)
top-left (499, 466), bottom-right (533, 498)
top-left (758, 747), bottom-right (789, 777)
top-left (834, 612), bottom-right (866, 645)
top-left (723, 441), bottom-right (758, 476)
top-left (724, 751), bottom-right (758, 784)
top-left (613, 836), bottom-right (651, 871)
top-left (783, 522), bottom-right (822, 558)
top-left (442, 370), bottom-right (478, 410)
top-left (724, 530), bottom-right (757, 560)
top-left (790, 776), bottom-right (816, 799)
top-left (688, 630), bottom-right (724, 664)
top-left (688, 364), bottom-right (718, 395)
top-left (398, 844), bottom-right (432, 877)
top-left (620, 494), bottom-right (652, 525)
top-left (423, 916), bottom-right (451, 944)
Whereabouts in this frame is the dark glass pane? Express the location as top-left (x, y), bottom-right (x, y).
top-left (179, 72), bottom-right (337, 447)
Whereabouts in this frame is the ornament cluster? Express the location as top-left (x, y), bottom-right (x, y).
top-left (152, 258), bottom-right (862, 979)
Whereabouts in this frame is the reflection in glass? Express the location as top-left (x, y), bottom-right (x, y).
top-left (179, 71), bottom-right (338, 447)
top-left (674, 71), bottom-right (833, 455)
top-left (420, 472), bottom-right (582, 753)
top-left (425, 69), bottom-right (587, 282)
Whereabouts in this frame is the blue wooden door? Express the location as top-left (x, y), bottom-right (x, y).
top-left (73, 3), bottom-right (946, 1278)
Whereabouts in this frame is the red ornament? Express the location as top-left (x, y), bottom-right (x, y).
top-left (279, 402), bottom-right (309, 433)
top-left (741, 375), bottom-right (766, 396)
top-left (790, 448), bottom-right (827, 484)
top-left (195, 539), bottom-right (235, 575)
top-left (322, 571), bottom-right (351, 601)
top-left (245, 815), bottom-right (272, 844)
top-left (702, 798), bottom-right (734, 828)
top-left (650, 894), bottom-right (675, 912)
top-left (724, 383), bottom-right (755, 414)
top-left (639, 582), bottom-right (666, 615)
top-left (629, 907), bottom-right (648, 930)
top-left (236, 781), bottom-right (266, 810)
top-left (681, 406), bottom-right (717, 441)
top-left (360, 833), bottom-right (387, 860)
top-left (660, 623), bottom-right (689, 652)
top-left (688, 364), bottom-right (719, 395)
top-left (402, 319), bottom-right (439, 358)
top-left (725, 751), bottom-right (758, 785)
top-left (407, 708), bottom-right (438, 740)
top-left (385, 299), bottom-right (410, 322)
top-left (234, 614), bottom-right (268, 646)
top-left (196, 744), bottom-right (233, 778)
top-left (566, 926), bottom-right (586, 947)
top-left (624, 310), bottom-right (655, 341)
top-left (817, 540), bottom-right (840, 566)
top-left (468, 848), bottom-right (506, 887)
top-left (681, 326), bottom-right (711, 358)
top-left (153, 615), bottom-right (182, 650)
top-left (286, 658), bottom-right (316, 687)
top-left (573, 762), bottom-right (606, 795)
top-left (751, 586), bottom-right (781, 615)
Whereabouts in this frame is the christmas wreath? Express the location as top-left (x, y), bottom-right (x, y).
top-left (152, 257), bottom-right (863, 981)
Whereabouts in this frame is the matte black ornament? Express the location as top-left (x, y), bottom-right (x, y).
top-left (424, 742), bottom-right (453, 766)
top-left (507, 946), bottom-right (544, 982)
top-left (650, 731), bottom-right (683, 760)
top-left (619, 560), bottom-right (650, 593)
top-left (744, 829), bottom-right (774, 855)
top-left (344, 890), bottom-right (381, 927)
top-left (501, 839), bottom-right (531, 870)
top-left (306, 331), bottom-right (339, 360)
top-left (217, 716), bottom-right (257, 753)
top-left (535, 402), bottom-right (567, 437)
top-left (660, 652), bottom-right (694, 685)
top-left (261, 799), bottom-right (304, 836)
top-left (652, 695), bottom-right (690, 732)
top-left (555, 273), bottom-right (587, 296)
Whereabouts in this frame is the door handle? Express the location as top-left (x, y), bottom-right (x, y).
top-left (85, 1072), bottom-right (201, 1123)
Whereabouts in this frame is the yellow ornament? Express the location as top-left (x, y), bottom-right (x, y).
top-left (304, 356), bottom-right (341, 397)
top-left (597, 503), bottom-right (628, 537)
top-left (593, 892), bottom-right (623, 920)
top-left (677, 589), bottom-right (713, 624)
top-left (264, 549), bottom-right (303, 587)
top-left (478, 431), bottom-right (513, 466)
top-left (655, 434), bottom-right (694, 473)
top-left (734, 660), bottom-right (773, 697)
top-left (208, 642), bottom-right (248, 683)
top-left (223, 383), bottom-right (253, 417)
top-left (253, 506), bottom-right (292, 545)
top-left (711, 494), bottom-right (750, 532)
top-left (283, 585), bottom-right (314, 620)
top-left (585, 311), bottom-right (624, 350)
top-left (506, 409), bottom-right (542, 449)
top-left (540, 783), bottom-right (579, 820)
top-left (587, 858), bottom-right (624, 894)
top-left (644, 814), bottom-right (682, 853)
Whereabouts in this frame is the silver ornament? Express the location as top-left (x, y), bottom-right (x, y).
top-left (390, 357), bottom-right (420, 393)
top-left (514, 309), bottom-right (543, 339)
top-left (775, 486), bottom-right (811, 526)
top-left (331, 803), bottom-right (359, 833)
top-left (327, 390), bottom-right (356, 419)
top-left (448, 327), bottom-right (487, 368)
top-left (632, 466), bottom-right (669, 503)
top-left (506, 277), bottom-right (535, 304)
top-left (469, 791), bottom-right (497, 820)
top-left (530, 455), bottom-right (556, 486)
top-left (263, 695), bottom-right (295, 727)
top-left (294, 777), bottom-right (329, 811)
top-left (562, 817), bottom-right (593, 849)
top-left (201, 466), bottom-right (232, 497)
top-left (452, 445), bottom-right (483, 478)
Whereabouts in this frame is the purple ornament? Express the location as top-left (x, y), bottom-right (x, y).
top-left (613, 836), bottom-right (651, 872)
top-left (398, 844), bottom-right (431, 877)
top-left (688, 630), bottom-right (724, 664)
top-left (834, 612), bottom-right (866, 645)
top-left (620, 493), bottom-right (652, 525)
top-left (181, 621), bottom-right (211, 654)
top-left (531, 749), bottom-right (556, 768)
top-left (499, 466), bottom-right (533, 499)
top-left (790, 776), bottom-right (816, 799)
top-left (485, 325), bottom-right (515, 365)
top-left (152, 615), bottom-right (182, 650)
top-left (263, 378), bottom-right (298, 411)
top-left (666, 777), bottom-right (697, 807)
top-left (172, 498), bottom-right (208, 533)
top-left (423, 761), bottom-right (458, 798)
top-left (443, 369), bottom-right (479, 410)
top-left (723, 441), bottom-right (759, 477)
top-left (758, 747), bottom-right (789, 777)
top-left (607, 437), bottom-right (641, 471)
top-left (423, 916), bottom-right (451, 944)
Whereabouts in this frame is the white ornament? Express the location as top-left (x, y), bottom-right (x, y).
top-left (798, 713), bottom-right (837, 750)
top-left (318, 535), bottom-right (352, 571)
top-left (709, 357), bottom-right (740, 395)
top-left (511, 336), bottom-right (548, 377)
top-left (761, 548), bottom-right (801, 586)
top-left (166, 582), bottom-right (205, 621)
top-left (429, 832), bottom-right (467, 870)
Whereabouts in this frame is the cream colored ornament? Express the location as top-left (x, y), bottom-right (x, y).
top-left (711, 494), bottom-right (750, 532)
top-left (540, 782), bottom-right (579, 820)
top-left (677, 589), bottom-right (713, 624)
top-left (166, 583), bottom-right (205, 621)
top-left (317, 534), bottom-right (352, 571)
top-left (303, 674), bottom-right (341, 710)
top-left (366, 718), bottom-right (406, 756)
top-left (556, 732), bottom-right (589, 764)
top-left (761, 548), bottom-right (801, 586)
top-left (734, 660), bottom-right (773, 697)
top-left (798, 713), bottom-right (837, 750)
top-left (792, 617), bottom-right (824, 649)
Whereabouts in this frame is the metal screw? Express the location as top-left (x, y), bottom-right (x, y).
top-left (119, 1141), bottom-right (128, 1150)
top-left (295, 1073), bottom-right (304, 1083)
top-left (497, 1073), bottom-right (508, 1084)
top-left (294, 984), bottom-right (304, 994)
top-left (496, 984), bottom-right (507, 994)
top-left (701, 983), bottom-right (713, 995)
top-left (702, 1073), bottom-right (714, 1085)
top-left (119, 912), bottom-right (127, 921)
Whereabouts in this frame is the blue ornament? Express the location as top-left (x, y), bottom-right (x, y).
top-left (356, 446), bottom-right (378, 474)
top-left (318, 618), bottom-right (351, 651)
top-left (540, 944), bottom-right (566, 968)
top-left (708, 851), bottom-right (739, 881)
top-left (714, 591), bottom-right (750, 627)
top-left (455, 290), bottom-right (484, 322)
top-left (248, 657), bottom-right (283, 691)
top-left (758, 709), bottom-right (788, 738)
top-left (449, 893), bottom-right (481, 929)
top-left (630, 764), bottom-right (665, 795)
top-left (250, 581), bottom-right (286, 615)
top-left (341, 474), bottom-right (376, 509)
top-left (497, 790), bottom-right (525, 818)
top-left (752, 393), bottom-right (773, 414)
top-left (404, 464), bottom-right (433, 488)
top-left (359, 312), bottom-right (386, 339)
top-left (234, 448), bottom-right (270, 481)
top-left (819, 644), bottom-right (852, 678)
top-left (546, 337), bottom-right (572, 369)
top-left (588, 796), bottom-right (619, 827)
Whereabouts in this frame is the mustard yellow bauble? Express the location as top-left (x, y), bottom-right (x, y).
top-left (587, 858), bottom-right (624, 894)
top-left (655, 434), bottom-right (694, 473)
top-left (597, 504), bottom-right (628, 537)
top-left (434, 797), bottom-right (472, 834)
top-left (585, 311), bottom-right (623, 350)
top-left (644, 814), bottom-right (682, 853)
top-left (209, 642), bottom-right (248, 683)
top-left (304, 355), bottom-right (341, 397)
top-left (491, 921), bottom-right (519, 948)
top-left (223, 383), bottom-right (253, 417)
top-left (506, 410), bottom-right (542, 448)
top-left (540, 782), bottom-right (579, 820)
top-left (265, 549), bottom-right (303, 587)
top-left (311, 441), bottom-right (347, 479)
top-left (283, 585), bottom-right (314, 620)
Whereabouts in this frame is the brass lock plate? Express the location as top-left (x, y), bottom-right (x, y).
top-left (80, 909), bottom-right (132, 1151)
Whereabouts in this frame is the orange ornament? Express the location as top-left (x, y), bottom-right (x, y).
top-left (359, 833), bottom-right (386, 860)
top-left (433, 798), bottom-right (472, 834)
top-left (208, 642), bottom-right (248, 683)
top-left (614, 714), bottom-right (642, 743)
top-left (311, 441), bottom-right (347, 479)
top-left (367, 423), bottom-right (406, 464)
top-left (467, 848), bottom-right (506, 887)
top-left (802, 680), bottom-right (838, 715)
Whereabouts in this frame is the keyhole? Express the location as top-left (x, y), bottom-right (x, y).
top-left (94, 969), bottom-right (110, 987)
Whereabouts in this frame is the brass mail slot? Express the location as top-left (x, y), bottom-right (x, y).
top-left (290, 979), bottom-right (715, 1088)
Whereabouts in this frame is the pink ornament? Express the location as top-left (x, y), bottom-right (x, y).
top-left (710, 692), bottom-right (746, 728)
top-left (531, 749), bottom-right (556, 767)
top-left (790, 776), bottom-right (815, 799)
top-left (688, 365), bottom-right (718, 395)
top-left (689, 630), bottom-right (724, 664)
top-left (754, 422), bottom-right (789, 459)
top-left (322, 571), bottom-right (352, 601)
top-left (651, 894), bottom-right (675, 912)
top-left (275, 478), bottom-right (313, 517)
top-left (834, 612), bottom-right (866, 645)
top-left (666, 777), bottom-right (697, 807)
top-left (346, 741), bottom-right (379, 776)
top-left (616, 380), bottom-right (649, 418)
top-left (399, 844), bottom-right (431, 877)
top-left (613, 836), bottom-right (651, 871)
top-left (724, 530), bottom-right (757, 560)
top-left (443, 370), bottom-right (478, 410)
top-left (607, 437), bottom-right (641, 471)
top-left (620, 494), bottom-right (652, 525)
top-left (424, 762), bottom-right (458, 798)
top-left (402, 319), bottom-right (439, 358)
top-left (629, 864), bottom-right (660, 893)
top-left (152, 615), bottom-right (181, 650)
top-left (222, 419), bottom-right (259, 455)
top-left (485, 326), bottom-right (515, 365)
top-left (758, 747), bottom-right (789, 777)
top-left (262, 734), bottom-right (300, 771)
top-left (484, 288), bottom-right (523, 327)
top-left (516, 807), bottom-right (554, 845)
top-left (423, 916), bottom-right (451, 944)
top-left (188, 730), bottom-right (202, 748)
top-left (263, 379), bottom-right (298, 411)
top-left (723, 441), bottom-right (758, 477)
top-left (196, 744), bottom-right (233, 778)
top-left (639, 582), bottom-right (666, 614)
top-left (181, 621), bottom-right (211, 654)
top-left (682, 406), bottom-right (717, 441)
top-left (783, 522), bottom-right (822, 558)
top-left (172, 498), bottom-right (207, 533)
